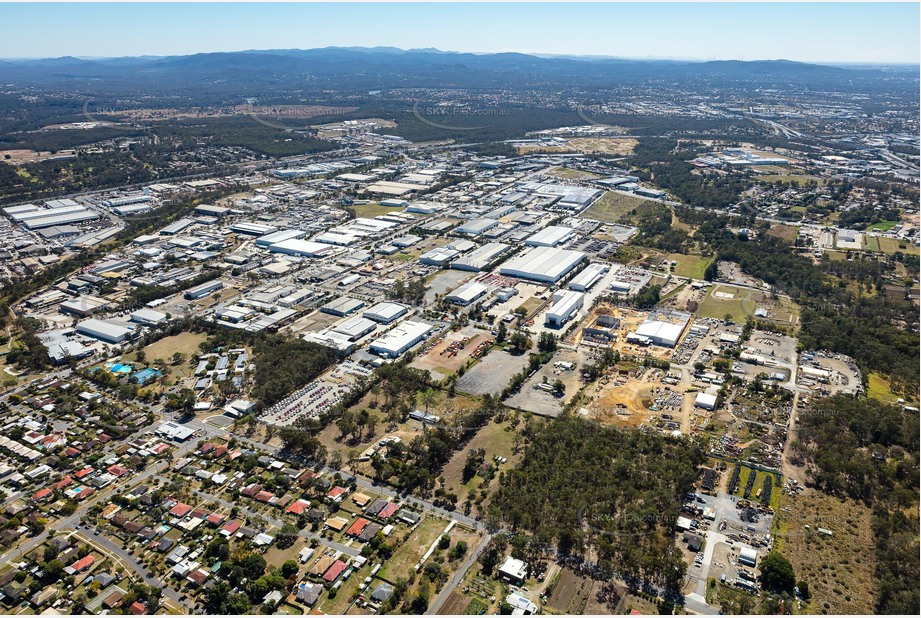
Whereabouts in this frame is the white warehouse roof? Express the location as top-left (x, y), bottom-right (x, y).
top-left (364, 302), bottom-right (409, 324)
top-left (446, 281), bottom-right (488, 305)
top-left (268, 238), bottom-right (338, 257)
top-left (525, 225), bottom-right (574, 247)
top-left (500, 246), bottom-right (586, 283)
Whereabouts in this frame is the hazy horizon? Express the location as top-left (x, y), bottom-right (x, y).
top-left (0, 2), bottom-right (918, 64)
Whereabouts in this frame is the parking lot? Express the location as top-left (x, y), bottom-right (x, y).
top-left (259, 360), bottom-right (373, 426)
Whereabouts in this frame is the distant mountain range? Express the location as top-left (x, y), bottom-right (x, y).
top-left (0, 46), bottom-right (911, 94)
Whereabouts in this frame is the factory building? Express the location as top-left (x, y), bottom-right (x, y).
top-left (255, 229), bottom-right (307, 247)
top-left (363, 302), bottom-right (409, 324)
top-left (321, 297), bottom-right (365, 317)
top-left (76, 318), bottom-right (137, 344)
top-left (419, 247), bottom-right (460, 267)
top-left (330, 316), bottom-right (377, 341)
top-left (452, 243), bottom-right (510, 271)
top-left (545, 290), bottom-right (584, 328)
top-left (268, 239), bottom-right (338, 258)
top-left (446, 281), bottom-right (488, 306)
top-left (569, 263), bottom-right (609, 292)
top-left (524, 225), bottom-right (574, 247)
top-left (194, 204), bottom-right (231, 217)
top-left (130, 308), bottom-right (169, 327)
top-left (455, 218), bottom-right (499, 236)
top-left (369, 321), bottom-right (433, 358)
top-left (500, 246), bottom-right (586, 284)
top-left (160, 218), bottom-right (194, 236)
top-left (184, 280), bottom-right (223, 301)
top-left (631, 310), bottom-right (691, 348)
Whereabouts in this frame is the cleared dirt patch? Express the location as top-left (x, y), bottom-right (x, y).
top-left (546, 568), bottom-right (593, 614)
top-left (438, 591), bottom-right (472, 615)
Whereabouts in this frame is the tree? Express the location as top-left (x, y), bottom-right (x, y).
top-left (171, 352), bottom-right (185, 365)
top-left (281, 560), bottom-right (299, 578)
top-left (797, 580), bottom-right (811, 600)
top-left (496, 321), bottom-right (508, 343)
top-left (276, 523), bottom-right (299, 549)
top-left (759, 552), bottom-right (796, 595)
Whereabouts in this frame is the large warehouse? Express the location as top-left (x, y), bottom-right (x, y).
top-left (500, 246), bottom-right (586, 284)
top-left (446, 281), bottom-right (488, 306)
top-left (455, 218), bottom-right (499, 236)
top-left (569, 263), bottom-right (609, 292)
top-left (631, 310), bottom-right (691, 348)
top-left (268, 238), bottom-right (339, 258)
top-left (76, 318), bottom-right (137, 343)
top-left (525, 225), bottom-right (574, 247)
top-left (545, 290), bottom-right (584, 328)
top-left (369, 321), bottom-right (433, 358)
top-left (452, 243), bottom-right (510, 271)
top-left (363, 302), bottom-right (409, 324)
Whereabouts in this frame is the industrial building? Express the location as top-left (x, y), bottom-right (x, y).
top-left (194, 204), bottom-right (230, 217)
top-left (330, 316), bottom-right (377, 341)
top-left (545, 290), bottom-right (584, 327)
top-left (631, 310), bottom-right (691, 348)
top-left (129, 308), bottom-right (169, 327)
top-left (419, 247), bottom-right (460, 266)
top-left (76, 318), bottom-right (137, 344)
top-left (446, 281), bottom-right (488, 306)
top-left (268, 238), bottom-right (338, 258)
top-left (255, 229), bottom-right (307, 247)
top-left (500, 246), bottom-right (586, 284)
top-left (695, 392), bottom-right (718, 411)
top-left (321, 297), bottom-right (365, 317)
top-left (184, 280), bottom-right (223, 301)
top-left (363, 302), bottom-right (409, 324)
top-left (369, 321), bottom-right (432, 358)
top-left (451, 242), bottom-right (510, 271)
top-left (525, 225), bottom-right (574, 247)
top-left (569, 263), bottom-right (609, 291)
top-left (455, 218), bottom-right (499, 236)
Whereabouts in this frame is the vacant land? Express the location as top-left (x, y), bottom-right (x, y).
top-left (878, 236), bottom-right (920, 255)
top-left (545, 568), bottom-right (593, 614)
top-left (568, 136), bottom-right (637, 156)
top-left (441, 419), bottom-right (522, 508)
top-left (378, 516), bottom-right (448, 582)
top-left (666, 253), bottom-right (714, 280)
top-left (775, 492), bottom-right (876, 614)
top-left (696, 286), bottom-right (756, 322)
top-left (581, 191), bottom-right (657, 223)
top-left (862, 236), bottom-right (882, 252)
top-left (438, 591), bottom-right (472, 615)
top-left (349, 202), bottom-right (403, 218)
top-left (455, 349), bottom-right (530, 396)
top-left (757, 173), bottom-right (828, 187)
top-left (868, 220), bottom-right (899, 231)
top-left (546, 167), bottom-right (601, 180)
top-left (766, 223), bottom-right (799, 243)
top-left (866, 371), bottom-right (899, 404)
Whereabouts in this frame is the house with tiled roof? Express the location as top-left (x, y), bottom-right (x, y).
top-left (322, 560), bottom-right (348, 583)
top-left (32, 488), bottom-right (52, 502)
top-left (346, 517), bottom-right (370, 537)
top-left (129, 601), bottom-right (147, 615)
top-left (286, 499), bottom-right (310, 515)
top-left (254, 490), bottom-right (274, 503)
top-left (65, 554), bottom-right (95, 574)
top-left (169, 502), bottom-right (192, 518)
top-left (54, 475), bottom-right (73, 490)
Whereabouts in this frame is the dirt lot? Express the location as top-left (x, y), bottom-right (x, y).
top-left (546, 568), bottom-right (594, 614)
top-left (455, 349), bottom-right (531, 396)
top-left (504, 349), bottom-right (585, 417)
top-left (410, 326), bottom-right (488, 379)
top-left (587, 376), bottom-right (658, 428)
top-left (438, 591), bottom-right (472, 615)
top-left (1, 148), bottom-right (77, 165)
top-left (568, 137), bottom-right (638, 155)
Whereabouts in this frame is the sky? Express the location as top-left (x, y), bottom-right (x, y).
top-left (0, 2), bottom-right (918, 64)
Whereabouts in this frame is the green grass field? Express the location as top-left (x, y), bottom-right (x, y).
top-left (867, 372), bottom-right (900, 404)
top-left (757, 173), bottom-right (828, 187)
top-left (350, 202), bottom-right (403, 218)
top-left (580, 191), bottom-right (658, 223)
top-left (666, 253), bottom-right (714, 280)
top-left (868, 220), bottom-right (899, 231)
top-left (696, 286), bottom-right (756, 322)
top-left (878, 237), bottom-right (920, 255)
top-left (862, 236), bottom-right (881, 252)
